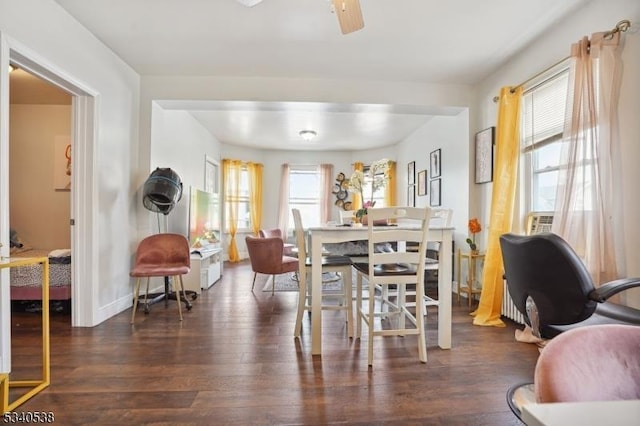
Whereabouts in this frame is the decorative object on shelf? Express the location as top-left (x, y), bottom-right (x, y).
top-left (348, 158), bottom-right (390, 220)
top-left (417, 170), bottom-right (427, 196)
top-left (430, 149), bottom-right (441, 178)
top-left (430, 178), bottom-right (441, 206)
top-left (475, 127), bottom-right (495, 184)
top-left (466, 217), bottom-right (482, 253)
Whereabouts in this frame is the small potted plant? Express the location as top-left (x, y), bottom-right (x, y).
top-left (466, 218), bottom-right (482, 254)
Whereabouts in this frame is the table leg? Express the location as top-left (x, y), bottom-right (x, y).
top-left (438, 232), bottom-right (452, 349)
top-left (311, 235), bottom-right (323, 355)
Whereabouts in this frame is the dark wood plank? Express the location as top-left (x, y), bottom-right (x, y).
top-left (8, 260), bottom-right (539, 424)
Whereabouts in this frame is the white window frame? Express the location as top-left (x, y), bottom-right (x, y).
top-left (288, 165), bottom-right (321, 229)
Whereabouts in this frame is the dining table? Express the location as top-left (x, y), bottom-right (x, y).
top-left (308, 223), bottom-right (454, 356)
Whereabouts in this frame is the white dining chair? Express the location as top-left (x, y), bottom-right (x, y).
top-left (291, 208), bottom-right (354, 338)
top-left (353, 206), bottom-right (432, 365)
top-left (379, 208), bottom-right (452, 316)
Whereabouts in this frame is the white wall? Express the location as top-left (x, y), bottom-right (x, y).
top-left (473, 0), bottom-right (640, 307)
top-left (149, 105), bottom-right (222, 237)
top-left (396, 111), bottom-right (470, 251)
top-left (9, 104), bottom-right (71, 250)
top-left (1, 0), bottom-right (140, 325)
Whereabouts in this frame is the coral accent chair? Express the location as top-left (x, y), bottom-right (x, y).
top-left (246, 235), bottom-right (298, 295)
top-left (259, 228), bottom-right (295, 255)
top-left (130, 233), bottom-right (191, 323)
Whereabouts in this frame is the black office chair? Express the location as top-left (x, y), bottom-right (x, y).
top-left (499, 232), bottom-right (640, 421)
top-left (500, 232), bottom-right (640, 339)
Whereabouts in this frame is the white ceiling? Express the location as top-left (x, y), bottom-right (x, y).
top-left (44, 0), bottom-right (587, 150)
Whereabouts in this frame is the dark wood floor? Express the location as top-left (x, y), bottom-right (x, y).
top-left (9, 260), bottom-right (539, 425)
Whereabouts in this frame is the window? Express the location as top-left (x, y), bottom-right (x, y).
top-left (289, 166), bottom-right (321, 228)
top-left (224, 165), bottom-right (251, 230)
top-left (521, 68), bottom-right (569, 212)
top-left (362, 166), bottom-right (386, 208)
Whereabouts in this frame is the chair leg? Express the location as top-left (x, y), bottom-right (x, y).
top-left (294, 269), bottom-right (307, 338)
top-left (272, 275), bottom-right (276, 295)
top-left (416, 278), bottom-right (427, 363)
top-left (251, 272), bottom-right (258, 291)
top-left (367, 279), bottom-right (375, 367)
top-left (173, 275), bottom-right (183, 321)
top-left (343, 269), bottom-right (353, 338)
top-left (130, 277), bottom-right (142, 324)
top-left (355, 271), bottom-right (363, 339)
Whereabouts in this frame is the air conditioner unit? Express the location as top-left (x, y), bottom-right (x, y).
top-left (526, 212), bottom-right (554, 235)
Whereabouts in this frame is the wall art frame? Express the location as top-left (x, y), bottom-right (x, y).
top-left (407, 161), bottom-right (415, 185)
top-left (430, 178), bottom-right (441, 206)
top-left (430, 149), bottom-right (441, 178)
top-left (417, 170), bottom-right (427, 196)
top-left (475, 127), bottom-right (495, 184)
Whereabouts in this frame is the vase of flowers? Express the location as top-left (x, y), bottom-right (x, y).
top-left (348, 159), bottom-right (390, 225)
top-left (466, 217), bottom-right (482, 254)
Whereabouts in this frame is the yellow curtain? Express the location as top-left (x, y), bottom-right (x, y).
top-left (223, 159), bottom-right (241, 262)
top-left (247, 162), bottom-right (263, 236)
top-left (352, 161), bottom-right (364, 211)
top-left (385, 160), bottom-right (396, 207)
top-left (473, 86), bottom-right (522, 327)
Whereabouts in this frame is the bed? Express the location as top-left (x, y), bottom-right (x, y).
top-left (9, 248), bottom-right (72, 301)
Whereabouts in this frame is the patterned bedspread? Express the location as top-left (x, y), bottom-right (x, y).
top-left (10, 249), bottom-right (72, 288)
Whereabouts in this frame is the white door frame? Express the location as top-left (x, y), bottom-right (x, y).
top-left (0, 33), bottom-right (98, 372)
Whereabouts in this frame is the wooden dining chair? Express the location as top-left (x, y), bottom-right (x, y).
top-left (291, 208), bottom-right (354, 338)
top-left (353, 206), bottom-right (432, 366)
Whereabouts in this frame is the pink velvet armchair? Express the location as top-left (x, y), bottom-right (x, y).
top-left (258, 228), bottom-right (295, 255)
top-left (246, 235), bottom-right (298, 295)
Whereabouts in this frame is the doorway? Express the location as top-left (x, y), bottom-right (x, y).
top-left (9, 66), bottom-right (73, 317)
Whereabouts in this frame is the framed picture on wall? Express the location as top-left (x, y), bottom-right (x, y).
top-left (430, 178), bottom-right (441, 206)
top-left (430, 149), bottom-right (441, 178)
top-left (417, 170), bottom-right (427, 196)
top-left (475, 127), bottom-right (495, 184)
top-left (408, 161), bottom-right (416, 185)
top-left (407, 185), bottom-right (415, 207)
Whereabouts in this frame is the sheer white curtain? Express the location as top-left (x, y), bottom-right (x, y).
top-left (277, 164), bottom-right (290, 237)
top-left (320, 164), bottom-right (333, 224)
top-left (552, 31), bottom-right (624, 284)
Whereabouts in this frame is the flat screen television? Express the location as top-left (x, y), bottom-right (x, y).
top-left (188, 187), bottom-right (221, 250)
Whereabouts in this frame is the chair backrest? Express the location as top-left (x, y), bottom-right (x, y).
top-left (291, 209), bottom-right (307, 261)
top-left (259, 228), bottom-right (283, 239)
top-left (245, 235), bottom-right (285, 274)
top-left (499, 232), bottom-right (597, 329)
top-left (131, 233), bottom-right (190, 275)
top-left (339, 210), bottom-right (354, 225)
top-left (534, 324), bottom-right (640, 402)
top-left (366, 207), bottom-right (431, 283)
top-left (429, 208), bottom-right (453, 228)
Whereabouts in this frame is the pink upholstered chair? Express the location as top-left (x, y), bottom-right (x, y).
top-left (246, 235), bottom-right (298, 295)
top-left (507, 324), bottom-right (640, 420)
top-left (259, 228), bottom-right (295, 255)
top-left (535, 324), bottom-right (640, 402)
top-left (130, 233), bottom-right (191, 323)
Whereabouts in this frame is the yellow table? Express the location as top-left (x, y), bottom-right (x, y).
top-left (1, 256), bottom-right (50, 414)
top-left (457, 250), bottom-right (484, 310)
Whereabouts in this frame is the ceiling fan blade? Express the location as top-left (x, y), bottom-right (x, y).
top-left (235, 0), bottom-right (263, 7)
top-left (332, 0), bottom-right (364, 34)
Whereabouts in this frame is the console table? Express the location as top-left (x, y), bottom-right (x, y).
top-left (184, 247), bottom-right (223, 294)
top-left (1, 256), bottom-right (50, 414)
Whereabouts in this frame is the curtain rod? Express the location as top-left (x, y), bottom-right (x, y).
top-left (492, 19), bottom-right (631, 103)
